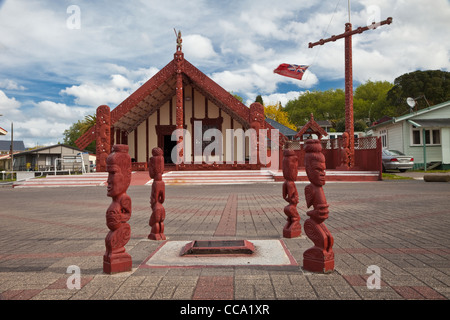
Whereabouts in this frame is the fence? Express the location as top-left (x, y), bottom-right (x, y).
top-left (286, 136), bottom-right (382, 171)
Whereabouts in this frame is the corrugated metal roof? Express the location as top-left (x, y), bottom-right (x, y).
top-left (0, 140), bottom-right (26, 151)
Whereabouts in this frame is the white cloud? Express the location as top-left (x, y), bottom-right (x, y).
top-left (0, 0), bottom-right (448, 147)
top-left (183, 34), bottom-right (217, 60)
top-left (260, 91), bottom-right (305, 107)
top-left (13, 118), bottom-right (70, 147)
top-left (61, 83), bottom-right (130, 108)
top-left (60, 66), bottom-right (160, 108)
top-left (34, 101), bottom-right (94, 122)
top-left (0, 90), bottom-right (21, 115)
top-left (0, 79), bottom-right (26, 91)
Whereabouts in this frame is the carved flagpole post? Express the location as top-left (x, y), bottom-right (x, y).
top-left (303, 139), bottom-right (334, 273)
top-left (308, 17), bottom-right (392, 168)
top-left (103, 144), bottom-right (133, 274)
top-left (148, 147), bottom-right (166, 240)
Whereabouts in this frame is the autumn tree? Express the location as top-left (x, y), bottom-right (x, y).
top-left (264, 102), bottom-right (297, 130)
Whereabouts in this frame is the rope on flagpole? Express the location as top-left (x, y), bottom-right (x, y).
top-left (304, 0), bottom-right (342, 84)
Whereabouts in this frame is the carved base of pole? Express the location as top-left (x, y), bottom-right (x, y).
top-left (148, 233), bottom-right (166, 241)
top-left (103, 224), bottom-right (132, 274)
top-left (302, 218), bottom-right (334, 273)
top-left (283, 204), bottom-right (301, 238)
top-left (283, 225), bottom-right (302, 238)
top-left (148, 197), bottom-right (166, 241)
top-left (103, 252), bottom-right (132, 274)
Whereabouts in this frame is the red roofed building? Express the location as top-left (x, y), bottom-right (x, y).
top-left (75, 33), bottom-right (285, 171)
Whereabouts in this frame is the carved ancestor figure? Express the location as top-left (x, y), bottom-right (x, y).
top-left (303, 139), bottom-right (334, 272)
top-left (148, 147), bottom-right (166, 240)
top-left (96, 105), bottom-right (111, 172)
top-left (282, 149), bottom-right (301, 238)
top-left (175, 29), bottom-right (182, 51)
top-left (103, 144), bottom-right (132, 274)
top-left (338, 131), bottom-right (351, 170)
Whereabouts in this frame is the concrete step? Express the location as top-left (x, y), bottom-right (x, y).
top-left (153, 170), bottom-right (275, 185)
top-left (13, 173), bottom-right (108, 188)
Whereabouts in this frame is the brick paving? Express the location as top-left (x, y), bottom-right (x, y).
top-left (0, 179), bottom-right (449, 306)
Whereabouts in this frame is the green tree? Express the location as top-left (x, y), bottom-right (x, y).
top-left (63, 114), bottom-right (96, 153)
top-left (255, 95), bottom-right (264, 105)
top-left (284, 89), bottom-right (345, 128)
top-left (353, 80), bottom-right (394, 124)
top-left (387, 70), bottom-right (450, 113)
top-left (231, 92), bottom-right (244, 103)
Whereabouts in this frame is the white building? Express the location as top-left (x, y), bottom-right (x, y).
top-left (367, 100), bottom-right (450, 170)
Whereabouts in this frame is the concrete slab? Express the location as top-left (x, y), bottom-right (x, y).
top-left (140, 239), bottom-right (299, 268)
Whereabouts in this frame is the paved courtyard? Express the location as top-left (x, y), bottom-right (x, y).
top-left (0, 179), bottom-right (449, 306)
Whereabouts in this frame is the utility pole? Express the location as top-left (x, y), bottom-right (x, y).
top-left (308, 17), bottom-right (392, 168)
top-left (10, 122), bottom-right (14, 173)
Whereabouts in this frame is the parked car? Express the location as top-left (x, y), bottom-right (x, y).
top-left (382, 149), bottom-right (414, 172)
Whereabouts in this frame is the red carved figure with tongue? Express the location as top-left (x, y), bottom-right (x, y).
top-left (103, 144), bottom-right (132, 274)
top-left (148, 147), bottom-right (166, 240)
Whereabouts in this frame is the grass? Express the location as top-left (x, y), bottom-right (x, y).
top-left (382, 173), bottom-right (413, 180)
top-left (411, 169), bottom-right (450, 173)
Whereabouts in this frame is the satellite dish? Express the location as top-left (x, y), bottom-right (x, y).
top-left (406, 97), bottom-right (416, 108)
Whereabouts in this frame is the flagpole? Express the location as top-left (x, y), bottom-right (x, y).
top-left (348, 0), bottom-right (351, 23)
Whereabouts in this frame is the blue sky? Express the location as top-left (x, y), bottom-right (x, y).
top-left (0, 0), bottom-right (449, 147)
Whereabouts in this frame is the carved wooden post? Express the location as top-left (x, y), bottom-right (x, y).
top-left (249, 102), bottom-right (265, 167)
top-left (303, 139), bottom-right (334, 273)
top-left (96, 105), bottom-right (111, 172)
top-left (103, 144), bottom-right (132, 274)
top-left (282, 149), bottom-right (301, 238)
top-left (175, 31), bottom-right (184, 168)
top-left (148, 147), bottom-right (166, 240)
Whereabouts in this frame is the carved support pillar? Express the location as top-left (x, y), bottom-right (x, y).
top-left (303, 139), bottom-right (334, 273)
top-left (103, 144), bottom-right (132, 274)
top-left (148, 147), bottom-right (166, 240)
top-left (344, 23), bottom-right (354, 168)
top-left (282, 149), bottom-right (301, 238)
top-left (249, 102), bottom-right (265, 167)
top-left (175, 50), bottom-right (184, 168)
top-left (96, 105), bottom-right (111, 172)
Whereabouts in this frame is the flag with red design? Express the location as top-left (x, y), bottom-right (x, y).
top-left (274, 64), bottom-right (309, 80)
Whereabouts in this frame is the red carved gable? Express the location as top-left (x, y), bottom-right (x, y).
top-left (294, 113), bottom-right (328, 141)
top-left (75, 51), bottom-right (286, 150)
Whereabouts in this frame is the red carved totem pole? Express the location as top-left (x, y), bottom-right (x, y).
top-left (103, 144), bottom-right (133, 274)
top-left (148, 147), bottom-right (166, 240)
top-left (96, 105), bottom-right (111, 172)
top-left (303, 139), bottom-right (334, 273)
top-left (174, 30), bottom-right (185, 168)
top-left (282, 149), bottom-right (301, 238)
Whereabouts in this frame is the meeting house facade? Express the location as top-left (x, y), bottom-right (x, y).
top-left (75, 34), bottom-right (286, 172)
